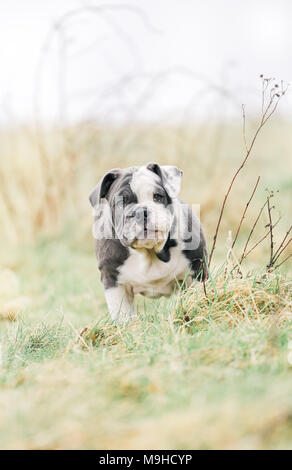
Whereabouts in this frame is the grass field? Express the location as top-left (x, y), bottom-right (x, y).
top-left (0, 119), bottom-right (291, 449)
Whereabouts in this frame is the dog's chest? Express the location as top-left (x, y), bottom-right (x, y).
top-left (118, 246), bottom-right (190, 297)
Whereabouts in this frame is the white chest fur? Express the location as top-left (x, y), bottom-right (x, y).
top-left (118, 245), bottom-right (190, 297)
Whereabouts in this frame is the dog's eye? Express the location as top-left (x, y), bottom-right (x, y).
top-left (153, 193), bottom-right (164, 203)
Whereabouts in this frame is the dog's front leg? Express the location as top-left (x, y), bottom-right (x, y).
top-left (104, 285), bottom-right (135, 322)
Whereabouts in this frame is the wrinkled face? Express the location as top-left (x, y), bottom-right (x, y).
top-left (90, 163), bottom-right (182, 250)
top-left (112, 168), bottom-right (173, 250)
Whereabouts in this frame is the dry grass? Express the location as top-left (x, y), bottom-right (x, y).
top-left (0, 120), bottom-right (291, 254)
top-left (0, 119), bottom-right (291, 449)
top-left (0, 256), bottom-right (291, 449)
top-left (178, 273), bottom-right (292, 326)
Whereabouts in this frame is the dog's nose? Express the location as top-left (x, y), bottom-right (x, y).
top-left (135, 206), bottom-right (148, 223)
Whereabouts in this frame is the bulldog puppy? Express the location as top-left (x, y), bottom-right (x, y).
top-left (89, 163), bottom-right (208, 322)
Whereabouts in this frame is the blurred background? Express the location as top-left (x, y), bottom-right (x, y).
top-left (0, 0), bottom-right (292, 451)
top-left (0, 0), bottom-right (291, 262)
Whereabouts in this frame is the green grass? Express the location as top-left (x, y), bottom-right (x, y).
top-left (0, 118), bottom-right (291, 449)
top-left (0, 238), bottom-right (291, 449)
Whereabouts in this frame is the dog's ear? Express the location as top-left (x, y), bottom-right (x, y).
top-left (146, 162), bottom-right (183, 198)
top-left (89, 169), bottom-right (121, 208)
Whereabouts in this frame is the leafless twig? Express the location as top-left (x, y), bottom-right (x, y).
top-left (236, 188), bottom-right (291, 272)
top-left (272, 225), bottom-right (292, 262)
top-left (241, 215), bottom-right (281, 263)
top-left (239, 199), bottom-right (268, 264)
top-left (266, 192), bottom-right (275, 270)
top-left (232, 175), bottom-right (260, 250)
top-left (208, 76), bottom-right (289, 268)
top-left (274, 254), bottom-right (292, 270)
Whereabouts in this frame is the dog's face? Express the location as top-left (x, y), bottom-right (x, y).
top-left (90, 163), bottom-right (182, 250)
top-left (115, 165), bottom-right (173, 250)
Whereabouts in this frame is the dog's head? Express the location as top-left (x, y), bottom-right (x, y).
top-left (89, 163), bottom-right (182, 250)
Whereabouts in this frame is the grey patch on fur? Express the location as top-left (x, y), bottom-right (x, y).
top-left (98, 239), bottom-right (129, 289)
top-left (91, 169), bottom-right (139, 288)
top-left (179, 203), bottom-right (208, 281)
top-left (182, 207), bottom-right (208, 280)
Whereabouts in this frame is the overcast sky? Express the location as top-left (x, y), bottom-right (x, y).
top-left (0, 0), bottom-right (291, 124)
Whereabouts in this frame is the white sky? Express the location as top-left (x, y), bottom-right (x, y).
top-left (0, 0), bottom-right (291, 124)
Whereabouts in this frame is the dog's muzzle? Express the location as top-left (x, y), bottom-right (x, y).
top-left (121, 207), bottom-right (166, 248)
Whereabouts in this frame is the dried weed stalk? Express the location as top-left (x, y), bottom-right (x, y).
top-left (208, 76), bottom-right (289, 268)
